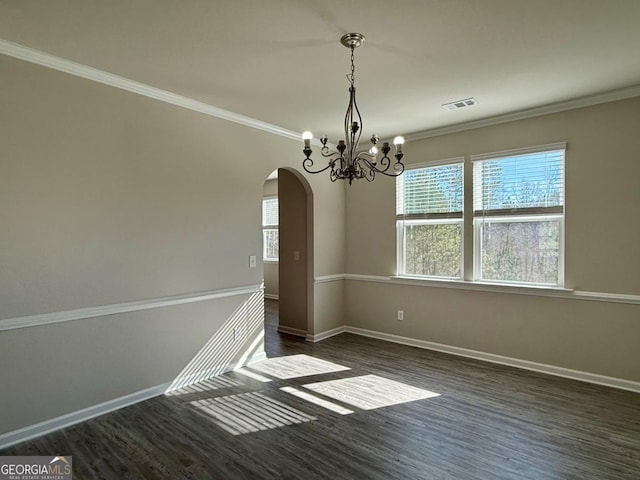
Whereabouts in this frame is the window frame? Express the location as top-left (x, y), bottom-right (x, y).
top-left (471, 143), bottom-right (566, 287)
top-left (396, 158), bottom-right (465, 280)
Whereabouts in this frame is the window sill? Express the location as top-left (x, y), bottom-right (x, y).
top-left (263, 259), bottom-right (279, 264)
top-left (345, 274), bottom-right (639, 304)
top-left (390, 275), bottom-right (573, 297)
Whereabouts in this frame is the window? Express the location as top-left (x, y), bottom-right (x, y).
top-left (396, 160), bottom-right (464, 278)
top-left (262, 197), bottom-right (279, 261)
top-left (395, 143), bottom-right (566, 288)
top-left (472, 144), bottom-right (565, 286)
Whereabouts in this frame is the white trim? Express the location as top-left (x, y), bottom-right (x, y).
top-left (406, 86), bottom-right (640, 141)
top-left (344, 326), bottom-right (640, 393)
top-left (306, 326), bottom-right (346, 343)
top-left (0, 284), bottom-right (262, 332)
top-left (314, 274), bottom-right (347, 284)
top-left (470, 142), bottom-right (567, 162)
top-left (345, 273), bottom-right (390, 284)
top-left (0, 39), bottom-right (303, 143)
top-left (344, 273), bottom-right (640, 304)
top-left (167, 351), bottom-right (268, 392)
top-left (277, 325), bottom-right (307, 337)
top-left (264, 293), bottom-right (280, 300)
top-left (0, 383), bottom-right (171, 450)
top-left (574, 290), bottom-right (640, 305)
top-left (246, 351), bottom-right (268, 365)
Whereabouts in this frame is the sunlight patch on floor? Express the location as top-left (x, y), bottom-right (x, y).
top-left (165, 375), bottom-right (244, 396)
top-left (234, 367), bottom-right (272, 383)
top-left (248, 354), bottom-right (350, 379)
top-left (190, 391), bottom-right (316, 435)
top-left (281, 386), bottom-right (354, 415)
top-left (303, 374), bottom-right (440, 410)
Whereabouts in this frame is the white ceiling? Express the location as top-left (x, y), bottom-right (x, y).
top-left (1, 0), bottom-right (639, 140)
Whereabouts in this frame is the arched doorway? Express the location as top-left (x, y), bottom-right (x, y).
top-left (261, 167), bottom-right (314, 340)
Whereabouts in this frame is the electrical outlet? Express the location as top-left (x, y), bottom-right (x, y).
top-left (294, 250), bottom-right (300, 261)
top-left (397, 310), bottom-right (404, 321)
top-left (249, 255), bottom-right (257, 268)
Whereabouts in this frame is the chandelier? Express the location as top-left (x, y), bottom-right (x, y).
top-left (301, 33), bottom-right (406, 185)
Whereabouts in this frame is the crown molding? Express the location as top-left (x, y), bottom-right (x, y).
top-left (0, 39), bottom-right (304, 142)
top-left (405, 85), bottom-right (640, 141)
top-left (2, 39), bottom-right (639, 146)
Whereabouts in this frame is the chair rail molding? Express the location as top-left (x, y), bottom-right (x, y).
top-left (0, 284), bottom-right (263, 332)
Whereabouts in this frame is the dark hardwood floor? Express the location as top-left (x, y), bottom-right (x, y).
top-left (2, 298), bottom-right (639, 479)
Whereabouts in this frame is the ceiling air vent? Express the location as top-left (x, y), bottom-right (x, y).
top-left (442, 97), bottom-right (479, 111)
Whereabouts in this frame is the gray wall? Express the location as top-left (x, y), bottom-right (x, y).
top-left (345, 97), bottom-right (640, 382)
top-left (0, 55), bottom-right (345, 437)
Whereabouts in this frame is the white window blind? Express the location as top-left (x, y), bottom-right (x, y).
top-left (262, 198), bottom-right (279, 226)
top-left (396, 162), bottom-right (464, 218)
top-left (473, 144), bottom-right (565, 215)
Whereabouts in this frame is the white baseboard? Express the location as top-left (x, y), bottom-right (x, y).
top-left (264, 294), bottom-right (279, 300)
top-left (0, 383), bottom-right (170, 451)
top-left (344, 326), bottom-right (640, 393)
top-left (0, 352), bottom-right (268, 450)
top-left (307, 326), bottom-right (346, 343)
top-left (277, 325), bottom-right (307, 338)
top-left (245, 351), bottom-right (268, 364)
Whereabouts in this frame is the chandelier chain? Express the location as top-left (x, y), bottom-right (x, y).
top-left (350, 46), bottom-right (355, 86)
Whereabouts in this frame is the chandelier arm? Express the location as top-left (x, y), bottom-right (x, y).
top-left (320, 147), bottom-right (338, 158)
top-left (302, 157), bottom-right (335, 175)
top-left (354, 157), bottom-right (376, 182)
top-left (356, 152), bottom-right (405, 177)
top-left (374, 160), bottom-right (406, 177)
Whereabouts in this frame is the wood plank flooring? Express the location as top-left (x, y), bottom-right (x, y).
top-left (2, 299), bottom-right (639, 479)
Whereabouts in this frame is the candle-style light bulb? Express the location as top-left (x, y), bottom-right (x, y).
top-left (302, 131), bottom-right (313, 149)
top-left (393, 136), bottom-right (405, 154)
